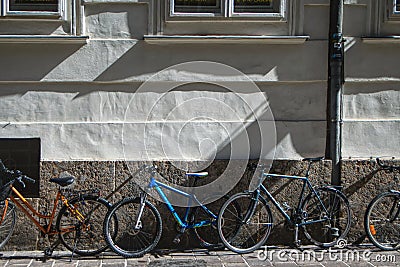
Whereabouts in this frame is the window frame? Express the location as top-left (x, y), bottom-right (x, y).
top-left (394, 0), bottom-right (400, 13)
top-left (387, 0), bottom-right (400, 20)
top-left (2, 0), bottom-right (64, 18)
top-left (169, 0), bottom-right (286, 19)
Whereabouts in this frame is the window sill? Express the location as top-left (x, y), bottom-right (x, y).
top-left (144, 35), bottom-right (309, 44)
top-left (362, 36), bottom-right (400, 44)
top-left (0, 35), bottom-right (89, 44)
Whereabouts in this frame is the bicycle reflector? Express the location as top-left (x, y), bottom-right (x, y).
top-left (369, 225), bottom-right (376, 235)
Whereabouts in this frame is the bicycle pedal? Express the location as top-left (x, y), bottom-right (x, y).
top-left (173, 236), bottom-right (181, 244)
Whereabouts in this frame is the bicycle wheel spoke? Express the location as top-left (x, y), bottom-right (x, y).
top-left (103, 198), bottom-right (162, 258)
top-left (0, 202), bottom-right (16, 249)
top-left (365, 192), bottom-right (400, 250)
top-left (218, 193), bottom-right (272, 254)
top-left (192, 195), bottom-right (236, 249)
top-left (302, 189), bottom-right (351, 247)
top-left (57, 195), bottom-right (114, 256)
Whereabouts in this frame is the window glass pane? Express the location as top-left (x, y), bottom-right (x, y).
top-left (234, 0), bottom-right (275, 13)
top-left (9, 0), bottom-right (58, 12)
top-left (396, 0), bottom-right (400, 12)
top-left (174, 0), bottom-right (221, 13)
top-left (0, 138), bottom-right (40, 198)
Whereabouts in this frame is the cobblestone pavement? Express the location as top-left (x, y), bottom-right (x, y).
top-left (0, 245), bottom-right (399, 267)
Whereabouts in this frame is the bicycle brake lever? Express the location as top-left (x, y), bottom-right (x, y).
top-left (16, 177), bottom-right (26, 188)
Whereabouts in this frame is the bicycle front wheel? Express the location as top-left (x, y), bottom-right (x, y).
top-left (217, 192), bottom-right (273, 254)
top-left (301, 187), bottom-right (351, 247)
top-left (56, 194), bottom-right (115, 256)
top-left (365, 191), bottom-right (400, 250)
top-left (103, 197), bottom-right (162, 258)
top-left (0, 201), bottom-right (16, 249)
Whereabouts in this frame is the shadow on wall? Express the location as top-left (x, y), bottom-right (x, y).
top-left (0, 43), bottom-right (85, 81)
top-left (0, 39), bottom-right (326, 83)
top-left (93, 42), bottom-right (326, 82)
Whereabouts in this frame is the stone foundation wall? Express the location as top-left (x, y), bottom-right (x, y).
top-left (4, 159), bottom-right (399, 251)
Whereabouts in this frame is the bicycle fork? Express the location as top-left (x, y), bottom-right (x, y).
top-left (134, 193), bottom-right (147, 230)
top-left (388, 197), bottom-right (400, 223)
top-left (242, 191), bottom-right (261, 224)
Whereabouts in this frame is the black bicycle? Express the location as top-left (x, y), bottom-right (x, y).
top-left (217, 157), bottom-right (352, 254)
top-left (364, 157), bottom-right (400, 250)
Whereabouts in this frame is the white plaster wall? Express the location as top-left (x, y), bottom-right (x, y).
top-left (342, 121), bottom-right (400, 158)
top-left (342, 81), bottom-right (400, 158)
top-left (0, 1), bottom-right (398, 162)
top-left (0, 83), bottom-right (326, 160)
top-left (342, 37), bottom-right (400, 158)
top-left (85, 3), bottom-right (148, 39)
top-left (0, 40), bottom-right (328, 82)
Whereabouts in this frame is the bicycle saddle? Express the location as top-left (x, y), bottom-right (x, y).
top-left (185, 172), bottom-right (208, 177)
top-left (49, 176), bottom-right (75, 187)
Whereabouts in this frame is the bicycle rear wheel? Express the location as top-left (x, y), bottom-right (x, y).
top-left (365, 191), bottom-right (400, 250)
top-left (0, 201), bottom-right (16, 249)
top-left (103, 197), bottom-right (162, 258)
top-left (217, 192), bottom-right (273, 254)
top-left (56, 194), bottom-right (115, 256)
top-left (192, 195), bottom-right (239, 249)
top-left (301, 187), bottom-right (351, 247)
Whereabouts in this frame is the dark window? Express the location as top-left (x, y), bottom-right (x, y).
top-left (171, 0), bottom-right (281, 16)
top-left (233, 0), bottom-right (275, 13)
top-left (0, 138), bottom-right (40, 198)
top-left (396, 0), bottom-right (400, 12)
top-left (174, 0), bottom-right (221, 14)
top-left (8, 0), bottom-right (58, 13)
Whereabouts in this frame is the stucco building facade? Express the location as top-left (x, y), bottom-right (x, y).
top-left (0, 0), bottom-right (399, 249)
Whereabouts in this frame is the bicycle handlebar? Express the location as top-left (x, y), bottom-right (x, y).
top-left (0, 160), bottom-right (36, 188)
top-left (376, 157), bottom-right (400, 171)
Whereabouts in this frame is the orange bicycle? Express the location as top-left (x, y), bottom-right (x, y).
top-left (0, 160), bottom-right (116, 257)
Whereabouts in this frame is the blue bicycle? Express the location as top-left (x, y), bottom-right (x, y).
top-left (103, 165), bottom-right (239, 257)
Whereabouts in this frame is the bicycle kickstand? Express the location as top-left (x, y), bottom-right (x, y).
top-left (68, 228), bottom-right (82, 262)
top-left (293, 225), bottom-right (301, 248)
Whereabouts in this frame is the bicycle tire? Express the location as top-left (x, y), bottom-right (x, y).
top-left (217, 192), bottom-right (273, 254)
top-left (301, 187), bottom-right (351, 247)
top-left (364, 191), bottom-right (400, 250)
top-left (192, 195), bottom-right (239, 249)
top-left (103, 197), bottom-right (162, 258)
top-left (0, 201), bottom-right (16, 249)
top-left (56, 194), bottom-right (115, 256)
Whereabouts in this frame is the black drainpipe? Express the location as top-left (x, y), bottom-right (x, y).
top-left (327, 0), bottom-right (344, 186)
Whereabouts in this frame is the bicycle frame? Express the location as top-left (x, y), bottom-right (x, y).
top-left (386, 190), bottom-right (400, 223)
top-left (147, 177), bottom-right (217, 229)
top-left (3, 185), bottom-right (84, 236)
top-left (257, 172), bottom-right (332, 227)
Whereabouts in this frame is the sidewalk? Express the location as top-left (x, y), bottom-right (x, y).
top-left (0, 245), bottom-right (398, 267)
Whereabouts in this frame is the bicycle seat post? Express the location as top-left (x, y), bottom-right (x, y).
top-left (305, 162), bottom-right (312, 178)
